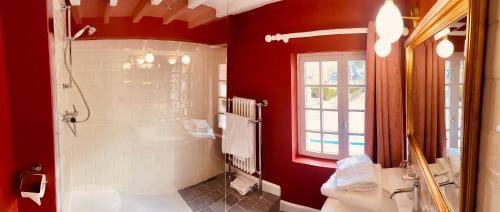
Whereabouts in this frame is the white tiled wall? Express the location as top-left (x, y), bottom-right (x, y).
top-left (476, 1), bottom-right (500, 211)
top-left (53, 39), bottom-right (226, 209)
top-left (50, 3), bottom-right (227, 210)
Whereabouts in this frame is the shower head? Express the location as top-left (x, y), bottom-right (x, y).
top-left (72, 25), bottom-right (96, 40)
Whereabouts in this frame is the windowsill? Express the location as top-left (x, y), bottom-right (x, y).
top-left (292, 155), bottom-right (337, 169)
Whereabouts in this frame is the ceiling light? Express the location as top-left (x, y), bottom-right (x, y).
top-left (375, 0), bottom-right (404, 43)
top-left (168, 57), bottom-right (177, 65)
top-left (109, 0), bottom-right (118, 6)
top-left (437, 37), bottom-right (454, 58)
top-left (181, 54), bottom-right (191, 65)
top-left (375, 39), bottom-right (391, 57)
top-left (145, 52), bottom-right (155, 63)
top-left (151, 0), bottom-right (163, 5)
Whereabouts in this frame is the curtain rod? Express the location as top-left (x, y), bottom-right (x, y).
top-left (265, 27), bottom-right (410, 43)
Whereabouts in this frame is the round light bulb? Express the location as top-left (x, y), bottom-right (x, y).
top-left (375, 0), bottom-right (404, 43)
top-left (181, 54), bottom-right (191, 65)
top-left (375, 39), bottom-right (391, 57)
top-left (136, 58), bottom-right (145, 64)
top-left (436, 38), bottom-right (454, 58)
top-left (145, 52), bottom-right (155, 63)
top-left (168, 57), bottom-right (177, 65)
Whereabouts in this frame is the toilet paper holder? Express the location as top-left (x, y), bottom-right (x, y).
top-left (19, 163), bottom-right (47, 206)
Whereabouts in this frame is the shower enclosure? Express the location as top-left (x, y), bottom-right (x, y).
top-left (49, 1), bottom-right (227, 211)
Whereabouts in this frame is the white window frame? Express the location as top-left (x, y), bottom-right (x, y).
top-left (445, 52), bottom-right (464, 149)
top-left (297, 52), bottom-right (366, 160)
top-left (218, 63), bottom-right (227, 129)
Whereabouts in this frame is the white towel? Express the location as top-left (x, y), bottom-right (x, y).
top-left (334, 154), bottom-right (376, 191)
top-left (321, 165), bottom-right (382, 210)
top-left (230, 175), bottom-right (255, 195)
top-left (222, 113), bottom-right (255, 158)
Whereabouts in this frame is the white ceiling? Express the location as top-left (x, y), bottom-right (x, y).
top-left (191, 0), bottom-right (282, 18)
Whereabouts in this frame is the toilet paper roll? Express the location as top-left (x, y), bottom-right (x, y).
top-left (20, 173), bottom-right (46, 206)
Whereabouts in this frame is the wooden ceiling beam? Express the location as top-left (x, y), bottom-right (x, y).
top-left (188, 7), bottom-right (216, 29)
top-left (132, 0), bottom-right (150, 23)
top-left (162, 0), bottom-right (188, 25)
top-left (187, 0), bottom-right (207, 9)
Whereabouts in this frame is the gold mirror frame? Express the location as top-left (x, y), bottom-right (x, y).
top-left (404, 0), bottom-right (487, 211)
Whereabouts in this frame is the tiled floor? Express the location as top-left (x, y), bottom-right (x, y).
top-left (178, 174), bottom-right (280, 212)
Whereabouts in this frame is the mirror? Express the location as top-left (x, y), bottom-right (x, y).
top-left (411, 17), bottom-right (466, 212)
top-left (404, 0), bottom-right (486, 211)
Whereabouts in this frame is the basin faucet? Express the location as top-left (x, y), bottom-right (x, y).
top-left (390, 181), bottom-right (419, 199)
top-left (438, 180), bottom-right (459, 189)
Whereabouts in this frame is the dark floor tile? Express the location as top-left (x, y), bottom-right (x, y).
top-left (224, 194), bottom-right (239, 207)
top-left (193, 185), bottom-right (210, 197)
top-left (204, 180), bottom-right (222, 191)
top-left (207, 190), bottom-right (224, 202)
top-left (208, 199), bottom-right (228, 212)
top-left (262, 192), bottom-right (280, 202)
top-left (245, 191), bottom-right (262, 200)
top-left (227, 205), bottom-right (245, 212)
top-left (187, 200), bottom-right (201, 211)
top-left (179, 189), bottom-right (198, 202)
top-left (193, 196), bottom-right (215, 210)
top-left (237, 197), bottom-right (258, 210)
top-left (253, 198), bottom-right (274, 212)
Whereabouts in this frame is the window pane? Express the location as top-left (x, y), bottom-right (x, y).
top-left (445, 108), bottom-right (450, 130)
top-left (218, 114), bottom-right (226, 129)
top-left (219, 82), bottom-right (227, 97)
top-left (306, 110), bottom-right (321, 131)
top-left (219, 64), bottom-right (227, 81)
top-left (323, 111), bottom-right (338, 132)
top-left (322, 61), bottom-right (338, 85)
top-left (349, 135), bottom-right (365, 156)
top-left (446, 130), bottom-right (450, 148)
top-left (458, 108), bottom-right (462, 128)
top-left (305, 87), bottom-right (321, 108)
top-left (219, 98), bottom-right (226, 113)
top-left (305, 131), bottom-right (321, 153)
top-left (322, 87), bottom-right (338, 109)
top-left (305, 62), bottom-right (320, 84)
top-left (324, 134), bottom-right (339, 155)
top-left (348, 112), bottom-right (365, 133)
top-left (348, 87), bottom-right (365, 110)
top-left (459, 60), bottom-right (464, 83)
top-left (445, 85), bottom-right (450, 108)
top-left (348, 60), bottom-right (366, 85)
top-left (459, 85), bottom-right (463, 107)
top-left (445, 60), bottom-right (451, 84)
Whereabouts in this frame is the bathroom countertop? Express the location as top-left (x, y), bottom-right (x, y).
top-left (380, 168), bottom-right (415, 212)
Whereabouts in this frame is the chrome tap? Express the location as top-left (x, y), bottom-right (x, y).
top-left (438, 180), bottom-right (459, 189)
top-left (390, 181), bottom-right (419, 199)
top-left (391, 173), bottom-right (420, 212)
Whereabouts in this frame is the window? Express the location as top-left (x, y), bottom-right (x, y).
top-left (218, 64), bottom-right (227, 129)
top-left (298, 52), bottom-right (366, 160)
top-left (445, 53), bottom-right (464, 149)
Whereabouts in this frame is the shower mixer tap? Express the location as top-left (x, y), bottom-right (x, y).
top-left (62, 105), bottom-right (79, 136)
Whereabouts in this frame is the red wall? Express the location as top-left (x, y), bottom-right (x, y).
top-left (72, 17), bottom-right (227, 45)
top-left (227, 0), bottom-right (407, 209)
top-left (0, 1), bottom-right (57, 212)
top-left (0, 16), bottom-right (19, 212)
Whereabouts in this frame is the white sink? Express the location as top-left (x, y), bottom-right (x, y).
top-left (321, 189), bottom-right (401, 212)
top-left (320, 168), bottom-right (414, 212)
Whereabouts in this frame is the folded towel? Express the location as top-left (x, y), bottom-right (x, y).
top-left (334, 154), bottom-right (376, 191)
top-left (321, 165), bottom-right (382, 210)
top-left (336, 154), bottom-right (374, 169)
top-left (222, 113), bottom-right (255, 158)
top-left (230, 175), bottom-right (255, 195)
